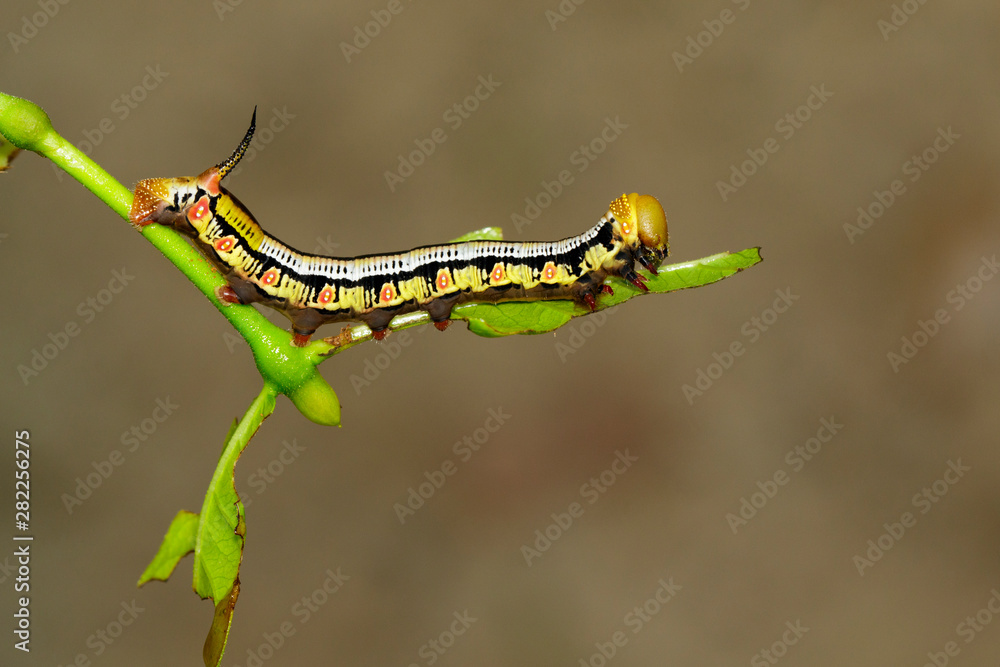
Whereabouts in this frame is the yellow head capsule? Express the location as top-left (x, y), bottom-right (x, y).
top-left (627, 192), bottom-right (668, 253)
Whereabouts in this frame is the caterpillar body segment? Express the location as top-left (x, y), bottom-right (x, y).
top-left (129, 114), bottom-right (669, 345)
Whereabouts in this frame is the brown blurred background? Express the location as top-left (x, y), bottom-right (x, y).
top-left (2, 1), bottom-right (999, 664)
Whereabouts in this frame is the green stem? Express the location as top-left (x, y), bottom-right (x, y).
top-left (0, 91), bottom-right (341, 426)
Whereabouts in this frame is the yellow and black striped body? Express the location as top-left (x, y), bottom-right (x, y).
top-left (130, 112), bottom-right (669, 344)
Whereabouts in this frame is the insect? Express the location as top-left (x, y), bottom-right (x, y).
top-left (129, 110), bottom-right (669, 346)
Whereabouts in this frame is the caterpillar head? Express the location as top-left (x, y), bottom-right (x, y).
top-left (129, 175), bottom-right (203, 232)
top-left (128, 107), bottom-right (257, 233)
top-left (610, 193), bottom-right (669, 256)
top-left (129, 168), bottom-right (234, 236)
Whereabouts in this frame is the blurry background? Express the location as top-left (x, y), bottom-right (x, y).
top-left (2, 1), bottom-right (999, 664)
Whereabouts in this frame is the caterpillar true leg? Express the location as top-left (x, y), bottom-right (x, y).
top-left (129, 112), bottom-right (669, 345)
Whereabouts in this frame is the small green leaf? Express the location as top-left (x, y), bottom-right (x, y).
top-left (455, 300), bottom-right (575, 337)
top-left (137, 510), bottom-right (199, 586)
top-left (452, 248), bottom-right (763, 336)
top-left (204, 581), bottom-right (240, 667)
top-left (182, 386), bottom-right (275, 665)
top-left (449, 226), bottom-right (504, 243)
top-left (193, 391), bottom-right (274, 603)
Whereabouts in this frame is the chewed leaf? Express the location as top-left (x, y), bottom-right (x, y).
top-left (453, 248), bottom-right (763, 336)
top-left (456, 300), bottom-right (576, 337)
top-left (204, 581), bottom-right (240, 667)
top-left (188, 389), bottom-right (274, 665)
top-left (137, 510), bottom-right (199, 586)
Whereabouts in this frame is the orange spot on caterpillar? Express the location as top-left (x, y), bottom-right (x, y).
top-left (261, 268), bottom-right (279, 286)
top-left (318, 286), bottom-right (334, 305)
top-left (380, 283), bottom-right (396, 303)
top-left (436, 269), bottom-right (452, 291)
top-left (542, 261), bottom-right (558, 281)
top-left (490, 263), bottom-right (505, 283)
top-left (214, 236), bottom-right (236, 253)
top-left (434, 320), bottom-right (451, 332)
top-left (188, 195), bottom-right (211, 223)
top-left (292, 333), bottom-right (311, 347)
top-left (372, 328), bottom-right (388, 341)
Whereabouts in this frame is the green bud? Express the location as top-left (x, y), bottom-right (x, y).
top-left (0, 92), bottom-right (54, 151)
top-left (288, 372), bottom-right (341, 427)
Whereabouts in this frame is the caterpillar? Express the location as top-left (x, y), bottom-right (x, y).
top-left (129, 110), bottom-right (669, 346)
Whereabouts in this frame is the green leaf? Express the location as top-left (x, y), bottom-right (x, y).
top-left (452, 247), bottom-right (763, 336)
top-left (189, 386), bottom-right (276, 665)
top-left (137, 510), bottom-right (199, 586)
top-left (193, 389), bottom-right (274, 602)
top-left (449, 226), bottom-right (504, 243)
top-left (204, 581), bottom-right (240, 667)
top-left (456, 300), bottom-right (575, 337)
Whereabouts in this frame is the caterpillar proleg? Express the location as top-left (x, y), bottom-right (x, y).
top-left (129, 110), bottom-right (669, 345)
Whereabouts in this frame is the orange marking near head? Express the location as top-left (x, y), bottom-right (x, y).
top-left (188, 195), bottom-right (211, 224)
top-left (214, 236), bottom-right (235, 253)
top-left (261, 268), bottom-right (279, 286)
top-left (380, 283), bottom-right (397, 303)
top-left (436, 269), bottom-right (452, 291)
top-left (490, 263), bottom-right (505, 283)
top-left (318, 286), bottom-right (334, 305)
